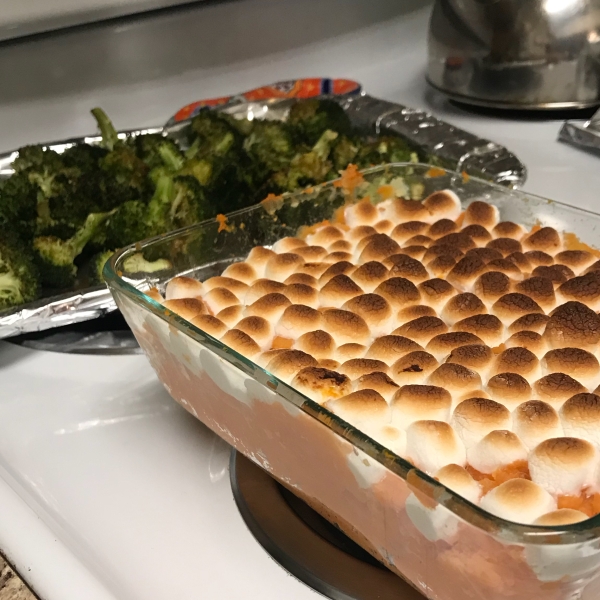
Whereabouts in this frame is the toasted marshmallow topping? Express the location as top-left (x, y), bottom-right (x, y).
top-left (391, 385), bottom-right (452, 429)
top-left (467, 430), bottom-right (528, 474)
top-left (512, 401), bottom-right (563, 450)
top-left (529, 437), bottom-right (599, 496)
top-left (406, 420), bottom-right (467, 474)
top-left (480, 479), bottom-right (556, 524)
top-left (533, 509), bottom-right (588, 526)
top-left (435, 464), bottom-right (481, 504)
top-left (164, 189), bottom-right (600, 519)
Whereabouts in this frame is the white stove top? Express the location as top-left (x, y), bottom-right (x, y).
top-left (1, 0), bottom-right (600, 598)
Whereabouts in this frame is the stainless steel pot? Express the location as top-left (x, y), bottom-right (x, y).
top-left (427, 0), bottom-right (600, 109)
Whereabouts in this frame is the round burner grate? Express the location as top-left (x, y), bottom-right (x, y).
top-left (230, 451), bottom-right (424, 600)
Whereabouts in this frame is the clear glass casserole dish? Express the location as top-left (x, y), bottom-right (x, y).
top-left (104, 163), bottom-right (600, 600)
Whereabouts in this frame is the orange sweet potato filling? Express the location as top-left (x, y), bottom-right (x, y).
top-left (466, 460), bottom-right (531, 495)
top-left (558, 490), bottom-right (600, 517)
top-left (333, 163), bottom-right (364, 193)
top-left (272, 336), bottom-right (293, 349)
top-left (563, 232), bottom-right (600, 256)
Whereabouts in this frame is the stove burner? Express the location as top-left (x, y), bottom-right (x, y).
top-left (230, 451), bottom-right (424, 600)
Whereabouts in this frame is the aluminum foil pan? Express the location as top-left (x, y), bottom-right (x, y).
top-left (0, 78), bottom-right (527, 340)
top-left (558, 108), bottom-right (600, 156)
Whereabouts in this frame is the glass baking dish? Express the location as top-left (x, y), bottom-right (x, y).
top-left (104, 163), bottom-right (600, 600)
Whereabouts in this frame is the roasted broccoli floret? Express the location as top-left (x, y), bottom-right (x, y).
top-left (287, 99), bottom-right (352, 146)
top-left (0, 172), bottom-right (40, 241)
top-left (61, 143), bottom-right (108, 171)
top-left (188, 110), bottom-right (242, 157)
top-left (33, 210), bottom-right (114, 289)
top-left (243, 121), bottom-right (295, 172)
top-left (271, 129), bottom-right (338, 192)
top-left (355, 136), bottom-right (414, 168)
top-left (88, 249), bottom-right (116, 284)
top-left (331, 135), bottom-right (360, 172)
top-left (0, 230), bottom-right (40, 310)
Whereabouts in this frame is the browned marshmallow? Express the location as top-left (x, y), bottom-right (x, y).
top-left (508, 313), bottom-right (550, 335)
top-left (447, 255), bottom-right (486, 290)
top-left (523, 227), bottom-right (562, 255)
top-left (358, 234), bottom-right (401, 263)
top-left (506, 252), bottom-right (532, 274)
top-left (473, 272), bottom-right (512, 306)
top-left (417, 278), bottom-right (456, 311)
top-left (285, 273), bottom-right (318, 287)
top-left (435, 464), bottom-right (481, 504)
top-left (480, 479), bottom-right (556, 524)
top-left (486, 237), bottom-right (523, 257)
top-left (276, 304), bottom-right (322, 339)
top-left (216, 305), bottom-right (244, 327)
top-left (486, 373), bottom-right (532, 410)
top-left (327, 240), bottom-right (353, 254)
top-left (343, 294), bottom-right (393, 333)
top-left (467, 430), bottom-right (528, 474)
top-left (512, 401), bottom-right (563, 450)
top-left (463, 201), bottom-right (499, 228)
top-left (324, 389), bottom-right (390, 428)
top-left (525, 251), bottom-right (554, 267)
top-left (293, 245), bottom-right (328, 262)
top-left (433, 232), bottom-right (476, 252)
top-left (346, 225), bottom-right (378, 245)
top-left (163, 297), bottom-right (207, 321)
top-left (291, 367), bottom-right (351, 404)
top-left (221, 329), bottom-right (261, 358)
top-left (534, 373), bottom-right (586, 408)
top-left (558, 271), bottom-right (600, 310)
top-left (465, 247), bottom-right (503, 264)
top-left (398, 305), bottom-right (437, 320)
top-left (406, 420), bottom-right (466, 474)
top-left (423, 244), bottom-right (465, 264)
top-left (422, 190), bottom-right (462, 221)
top-left (339, 358), bottom-right (389, 379)
top-left (529, 437), bottom-right (599, 496)
top-left (560, 393), bottom-right (600, 446)
top-left (505, 331), bottom-right (547, 356)
top-left (244, 279), bottom-right (287, 305)
top-left (344, 198), bottom-right (380, 227)
top-left (492, 293), bottom-right (543, 326)
top-left (266, 349), bottom-right (318, 383)
top-left (281, 283), bottom-right (319, 308)
top-left (335, 343), bottom-right (367, 362)
top-left (543, 301), bottom-right (600, 350)
top-left (355, 372), bottom-right (400, 401)
top-left (265, 252), bottom-right (304, 282)
top-left (203, 288), bottom-right (240, 314)
top-left (294, 330), bottom-right (336, 359)
top-left (425, 332), bottom-right (484, 361)
top-left (390, 351), bottom-right (439, 386)
top-left (390, 221), bottom-right (428, 244)
top-left (366, 335), bottom-right (423, 363)
top-left (462, 224), bottom-right (493, 245)
top-left (427, 255), bottom-right (459, 278)
top-left (555, 250), bottom-right (596, 275)
top-left (245, 293), bottom-right (291, 321)
top-left (395, 316), bottom-right (449, 345)
top-left (493, 347), bottom-right (541, 382)
top-left (319, 274), bottom-right (363, 308)
top-left (384, 254), bottom-right (429, 283)
top-left (234, 316), bottom-right (273, 349)
top-left (532, 264), bottom-right (574, 286)
top-left (374, 220), bottom-right (395, 234)
top-left (446, 344), bottom-right (494, 377)
top-left (190, 314), bottom-right (227, 339)
top-left (319, 359), bottom-right (340, 370)
top-left (272, 237), bottom-right (307, 253)
top-left (387, 198), bottom-right (432, 223)
top-left (321, 309), bottom-right (371, 345)
top-left (165, 276), bottom-right (204, 300)
top-left (441, 293), bottom-right (486, 325)
top-left (493, 221), bottom-right (526, 240)
top-left (221, 262), bottom-right (258, 285)
top-left (515, 277), bottom-right (556, 311)
top-left (453, 314), bottom-right (505, 346)
top-left (451, 398), bottom-right (511, 448)
top-left (301, 262), bottom-right (332, 279)
top-left (542, 348), bottom-right (600, 388)
top-left (428, 218), bottom-right (458, 239)
top-left (391, 385), bottom-right (452, 429)
top-left (202, 277), bottom-right (249, 301)
top-left (306, 225), bottom-right (345, 247)
top-left (352, 261), bottom-right (389, 292)
top-left (404, 234), bottom-right (432, 248)
top-left (245, 246), bottom-right (276, 277)
top-left (374, 277), bottom-right (421, 308)
top-left (145, 287), bottom-right (163, 303)
top-left (318, 261), bottom-right (354, 284)
top-left (428, 363), bottom-right (482, 401)
top-left (534, 509), bottom-right (588, 526)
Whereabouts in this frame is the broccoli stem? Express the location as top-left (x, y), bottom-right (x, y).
top-left (313, 130), bottom-right (339, 159)
top-left (91, 107), bottom-right (119, 151)
top-left (158, 145), bottom-right (185, 172)
top-left (146, 175), bottom-right (175, 230)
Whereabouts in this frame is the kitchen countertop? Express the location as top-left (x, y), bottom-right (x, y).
top-left (0, 557), bottom-right (34, 600)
